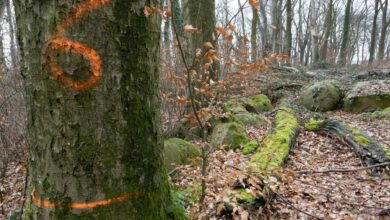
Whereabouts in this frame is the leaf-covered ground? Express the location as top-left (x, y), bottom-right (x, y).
top-left (171, 112), bottom-right (390, 220)
top-left (1, 112), bottom-right (389, 220)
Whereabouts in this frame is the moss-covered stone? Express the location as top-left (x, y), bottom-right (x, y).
top-left (242, 140), bottom-right (259, 155)
top-left (164, 138), bottom-right (201, 168)
top-left (223, 99), bottom-right (247, 114)
top-left (370, 107), bottom-right (390, 119)
top-left (211, 122), bottom-right (249, 150)
top-left (250, 108), bottom-right (299, 172)
top-left (304, 118), bottom-right (325, 131)
top-left (300, 80), bottom-right (342, 112)
top-left (344, 80), bottom-right (390, 113)
top-left (233, 112), bottom-right (267, 127)
top-left (244, 94), bottom-right (272, 113)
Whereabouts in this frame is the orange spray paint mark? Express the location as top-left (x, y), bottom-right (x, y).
top-left (32, 190), bottom-right (145, 209)
top-left (47, 0), bottom-right (111, 90)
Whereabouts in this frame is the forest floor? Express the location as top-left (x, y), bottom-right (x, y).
top-left (1, 67), bottom-right (390, 219)
top-left (171, 111), bottom-right (390, 220)
top-left (1, 111), bottom-right (390, 220)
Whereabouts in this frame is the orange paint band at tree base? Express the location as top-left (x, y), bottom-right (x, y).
top-left (32, 190), bottom-right (147, 209)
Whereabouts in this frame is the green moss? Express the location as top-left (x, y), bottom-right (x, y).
top-left (223, 99), bottom-right (247, 114)
top-left (242, 140), bottom-right (259, 155)
top-left (166, 188), bottom-right (189, 220)
top-left (244, 94), bottom-right (272, 113)
top-left (384, 146), bottom-right (390, 159)
top-left (304, 118), bottom-right (325, 131)
top-left (236, 189), bottom-right (255, 205)
top-left (232, 113), bottom-right (266, 127)
top-left (370, 107), bottom-right (390, 119)
top-left (344, 123), bottom-right (372, 145)
top-left (164, 138), bottom-right (201, 168)
top-left (211, 122), bottom-right (249, 150)
top-left (250, 108), bottom-right (298, 172)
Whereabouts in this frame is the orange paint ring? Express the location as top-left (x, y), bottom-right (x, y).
top-left (32, 190), bottom-right (145, 209)
top-left (47, 39), bottom-right (102, 91)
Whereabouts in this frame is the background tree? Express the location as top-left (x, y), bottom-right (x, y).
top-left (338, 0), bottom-right (353, 66)
top-left (15, 0), bottom-right (178, 219)
top-left (369, 0), bottom-right (381, 65)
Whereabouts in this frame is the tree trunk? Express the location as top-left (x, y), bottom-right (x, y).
top-left (369, 0), bottom-right (380, 65)
top-left (285, 0), bottom-right (292, 58)
top-left (310, 0), bottom-right (319, 64)
top-left (259, 0), bottom-right (270, 55)
top-left (15, 1), bottom-right (176, 219)
top-left (320, 0), bottom-right (333, 62)
top-left (0, 0), bottom-right (7, 72)
top-left (377, 0), bottom-right (389, 62)
top-left (184, 0), bottom-right (217, 79)
top-left (6, 0), bottom-right (18, 71)
top-left (251, 7), bottom-right (258, 62)
top-left (338, 0), bottom-right (352, 66)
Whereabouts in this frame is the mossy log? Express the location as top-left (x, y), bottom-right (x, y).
top-left (305, 119), bottom-right (390, 174)
top-left (216, 108), bottom-right (300, 215)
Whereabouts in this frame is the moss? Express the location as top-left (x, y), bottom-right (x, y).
top-left (211, 122), bottom-right (249, 150)
top-left (166, 188), bottom-right (189, 220)
top-left (232, 113), bottom-right (266, 127)
top-left (304, 118), bottom-right (325, 131)
top-left (344, 123), bottom-right (372, 145)
top-left (223, 99), bottom-right (247, 114)
top-left (370, 107), bottom-right (390, 119)
top-left (384, 146), bottom-right (390, 159)
top-left (244, 94), bottom-right (272, 113)
top-left (250, 108), bottom-right (298, 173)
top-left (164, 138), bottom-right (201, 168)
top-left (242, 140), bottom-right (259, 155)
top-left (236, 189), bottom-right (255, 205)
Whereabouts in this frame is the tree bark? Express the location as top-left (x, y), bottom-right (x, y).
top-left (251, 7), bottom-right (258, 62)
top-left (15, 1), bottom-right (176, 219)
top-left (285, 0), bottom-right (292, 58)
top-left (377, 0), bottom-right (390, 62)
top-left (320, 0), bottom-right (333, 62)
top-left (369, 0), bottom-right (380, 65)
top-left (338, 0), bottom-right (353, 66)
top-left (5, 0), bottom-right (18, 71)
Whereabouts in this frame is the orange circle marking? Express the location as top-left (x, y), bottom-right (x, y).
top-left (47, 0), bottom-right (111, 90)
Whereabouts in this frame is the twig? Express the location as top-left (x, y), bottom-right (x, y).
top-left (297, 162), bottom-right (390, 174)
top-left (275, 192), bottom-right (324, 220)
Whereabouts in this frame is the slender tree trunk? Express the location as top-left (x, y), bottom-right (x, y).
top-left (0, 0), bottom-right (7, 72)
top-left (338, 0), bottom-right (353, 66)
top-left (184, 0), bottom-right (217, 79)
top-left (285, 0), bottom-right (292, 58)
top-left (6, 0), bottom-right (18, 71)
top-left (310, 0), bottom-right (320, 64)
top-left (369, 0), bottom-right (380, 65)
top-left (259, 0), bottom-right (270, 55)
top-left (320, 0), bottom-right (333, 62)
top-left (238, 0), bottom-right (246, 36)
top-left (251, 7), bottom-right (258, 62)
top-left (15, 1), bottom-right (177, 219)
top-left (377, 0), bottom-right (389, 62)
